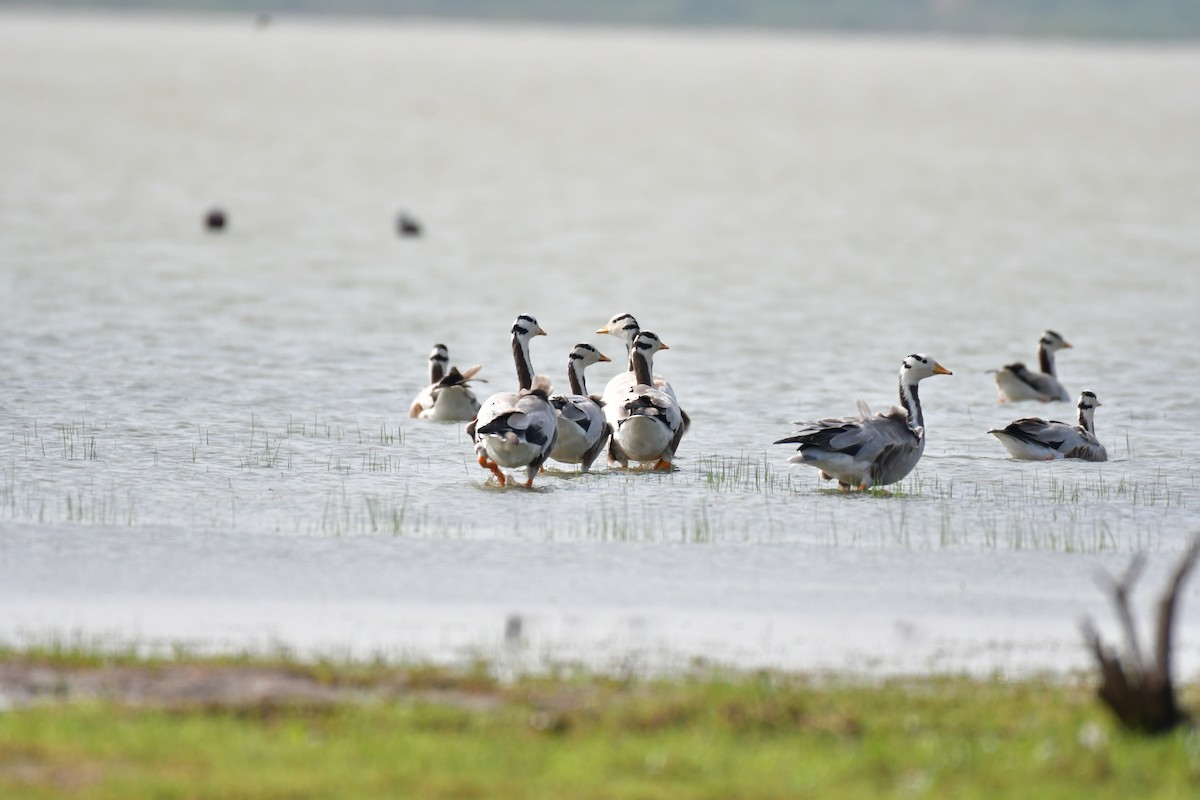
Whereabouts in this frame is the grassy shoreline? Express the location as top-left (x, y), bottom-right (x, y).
top-left (2, 646), bottom-right (1198, 798)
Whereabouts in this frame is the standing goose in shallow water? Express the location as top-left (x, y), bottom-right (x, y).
top-left (466, 315), bottom-right (557, 487)
top-left (988, 391), bottom-right (1107, 461)
top-left (549, 343), bottom-right (613, 472)
top-left (775, 354), bottom-right (953, 490)
top-left (410, 343), bottom-right (484, 422)
top-left (606, 331), bottom-right (688, 470)
top-left (993, 330), bottom-right (1072, 403)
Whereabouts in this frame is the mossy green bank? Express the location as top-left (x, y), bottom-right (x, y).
top-left (2, 649), bottom-right (1199, 798)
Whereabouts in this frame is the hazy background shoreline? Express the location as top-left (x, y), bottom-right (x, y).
top-left (3, 0), bottom-right (1200, 41)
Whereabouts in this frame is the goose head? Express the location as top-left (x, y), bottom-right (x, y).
top-left (633, 331), bottom-right (669, 357)
top-left (597, 313), bottom-right (641, 354)
top-left (511, 314), bottom-right (547, 342)
top-left (568, 342), bottom-right (611, 369)
top-left (900, 353), bottom-right (953, 384)
top-left (628, 331), bottom-right (669, 381)
top-left (566, 342), bottom-right (609, 395)
top-left (1040, 330), bottom-right (1072, 351)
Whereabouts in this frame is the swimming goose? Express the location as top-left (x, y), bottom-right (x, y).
top-left (410, 343), bottom-right (485, 422)
top-left (549, 343), bottom-right (613, 472)
top-left (596, 313), bottom-right (677, 402)
top-left (993, 330), bottom-right (1072, 403)
top-left (606, 332), bottom-right (688, 470)
top-left (466, 315), bottom-right (558, 487)
top-left (775, 354), bottom-right (953, 490)
top-left (988, 391), bottom-right (1107, 461)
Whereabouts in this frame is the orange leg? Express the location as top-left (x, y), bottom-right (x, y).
top-left (653, 458), bottom-right (672, 471)
top-left (524, 477), bottom-right (534, 488)
top-left (478, 454), bottom-right (506, 486)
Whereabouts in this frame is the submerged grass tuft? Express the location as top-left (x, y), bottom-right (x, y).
top-left (1, 412), bottom-right (1195, 552)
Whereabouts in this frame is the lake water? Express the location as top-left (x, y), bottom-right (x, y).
top-left (2, 11), bottom-right (1199, 675)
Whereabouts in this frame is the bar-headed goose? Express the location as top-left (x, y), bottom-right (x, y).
top-left (549, 343), bottom-right (612, 472)
top-left (993, 330), bottom-right (1072, 403)
top-left (775, 354), bottom-right (953, 490)
top-left (596, 313), bottom-right (642, 358)
top-left (606, 331), bottom-right (688, 470)
top-left (410, 344), bottom-right (485, 422)
top-left (466, 315), bottom-right (557, 487)
top-left (988, 391), bottom-right (1107, 461)
top-left (596, 313), bottom-right (677, 403)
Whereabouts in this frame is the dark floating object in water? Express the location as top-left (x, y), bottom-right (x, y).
top-left (204, 208), bottom-right (227, 232)
top-left (1081, 533), bottom-right (1200, 735)
top-left (504, 614), bottom-right (523, 644)
top-left (396, 212), bottom-right (422, 238)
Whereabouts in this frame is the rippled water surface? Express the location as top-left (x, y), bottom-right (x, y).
top-left (2, 12), bottom-right (1199, 673)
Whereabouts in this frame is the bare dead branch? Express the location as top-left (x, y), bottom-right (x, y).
top-left (1154, 536), bottom-right (1200, 692)
top-left (1082, 534), bottom-right (1199, 735)
top-left (1094, 554), bottom-right (1148, 673)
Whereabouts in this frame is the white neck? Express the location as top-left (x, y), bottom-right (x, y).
top-left (567, 359), bottom-right (588, 396)
top-left (898, 376), bottom-right (924, 434)
top-left (1078, 407), bottom-right (1095, 435)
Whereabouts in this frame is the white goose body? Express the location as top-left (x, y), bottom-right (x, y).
top-left (606, 332), bottom-right (688, 469)
top-left (596, 313), bottom-right (676, 405)
top-left (466, 315), bottom-right (557, 487)
top-left (775, 354), bottom-right (953, 490)
top-left (989, 391), bottom-right (1107, 461)
top-left (549, 343), bottom-right (612, 472)
top-left (410, 344), bottom-right (484, 422)
top-left (994, 330), bottom-right (1072, 403)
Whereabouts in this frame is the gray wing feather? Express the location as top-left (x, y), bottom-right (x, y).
top-left (514, 393), bottom-right (558, 429)
top-left (1005, 417), bottom-right (1073, 447)
top-left (838, 411), bottom-right (918, 462)
top-left (1006, 364), bottom-right (1067, 400)
top-left (552, 395), bottom-right (599, 432)
top-left (871, 442), bottom-right (913, 484)
top-left (781, 408), bottom-right (916, 462)
top-left (553, 397), bottom-right (590, 421)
